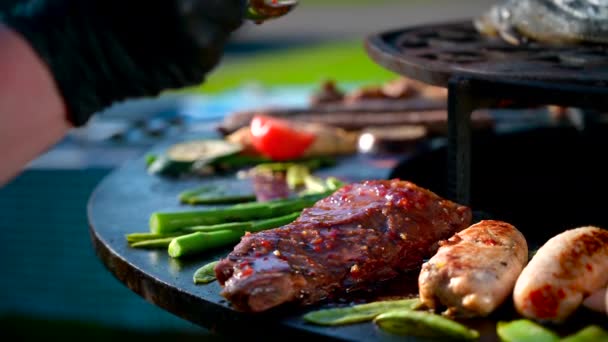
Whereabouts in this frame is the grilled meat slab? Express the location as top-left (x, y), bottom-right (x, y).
top-left (215, 179), bottom-right (472, 312)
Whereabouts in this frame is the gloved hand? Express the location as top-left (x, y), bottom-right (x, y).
top-left (2, 0), bottom-right (247, 126)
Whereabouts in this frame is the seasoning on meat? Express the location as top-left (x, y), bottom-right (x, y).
top-left (418, 220), bottom-right (528, 318)
top-left (215, 179), bottom-right (472, 312)
top-left (513, 226), bottom-right (608, 323)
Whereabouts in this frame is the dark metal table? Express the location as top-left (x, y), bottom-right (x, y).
top-left (365, 20), bottom-right (608, 206)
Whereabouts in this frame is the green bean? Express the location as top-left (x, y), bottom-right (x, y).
top-left (562, 325), bottom-right (608, 342)
top-left (168, 211), bottom-right (302, 258)
top-left (183, 194), bottom-right (257, 205)
top-left (303, 298), bottom-right (422, 326)
top-left (178, 185), bottom-right (217, 201)
top-left (374, 310), bottom-right (479, 340)
top-left (496, 320), bottom-right (559, 342)
top-left (168, 230), bottom-right (242, 258)
top-left (149, 204), bottom-right (273, 234)
top-left (193, 261), bottom-right (220, 285)
top-left (130, 237), bottom-right (177, 249)
top-left (184, 222), bottom-right (253, 233)
top-left (178, 185), bottom-right (256, 205)
top-left (126, 232), bottom-right (181, 243)
top-left (151, 191), bottom-right (330, 234)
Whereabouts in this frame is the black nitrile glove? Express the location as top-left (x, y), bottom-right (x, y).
top-left (3, 0), bottom-right (247, 126)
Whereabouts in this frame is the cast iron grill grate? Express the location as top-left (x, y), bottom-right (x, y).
top-left (366, 21), bottom-right (608, 87)
top-left (366, 20), bottom-right (608, 206)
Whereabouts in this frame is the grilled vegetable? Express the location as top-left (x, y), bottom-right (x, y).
top-left (562, 326), bottom-right (608, 342)
top-left (303, 298), bottom-right (421, 326)
top-left (148, 139), bottom-right (242, 177)
top-left (193, 261), bottom-right (220, 285)
top-left (126, 232), bottom-right (181, 244)
top-left (249, 157), bottom-right (336, 175)
top-left (210, 154), bottom-right (272, 170)
top-left (150, 191), bottom-right (330, 234)
top-left (286, 164), bottom-right (309, 189)
top-left (374, 310), bottom-right (479, 340)
top-left (129, 237), bottom-right (177, 249)
top-left (129, 212), bottom-right (301, 252)
top-left (169, 230), bottom-right (241, 258)
top-left (178, 186), bottom-right (256, 205)
top-left (496, 319), bottom-right (559, 342)
top-left (168, 140), bottom-right (242, 163)
top-left (167, 212), bottom-right (301, 258)
top-left (147, 154), bottom-right (193, 177)
top-left (185, 222), bottom-right (253, 234)
top-left (250, 115), bottom-right (316, 161)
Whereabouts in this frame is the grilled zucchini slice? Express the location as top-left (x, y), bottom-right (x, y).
top-left (148, 140), bottom-right (242, 176)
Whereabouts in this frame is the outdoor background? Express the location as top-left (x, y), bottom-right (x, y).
top-left (0, 0), bottom-right (495, 340)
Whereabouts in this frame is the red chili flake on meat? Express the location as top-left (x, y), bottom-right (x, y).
top-left (388, 230), bottom-right (399, 240)
top-left (397, 198), bottom-right (408, 207)
top-left (306, 256), bottom-right (315, 265)
top-left (350, 264), bottom-right (361, 276)
top-left (482, 238), bottom-right (497, 246)
top-left (254, 252), bottom-right (262, 257)
top-left (528, 285), bottom-right (559, 318)
top-left (241, 267), bottom-right (253, 277)
top-left (328, 229), bottom-right (338, 239)
top-left (586, 263), bottom-right (593, 271)
top-left (260, 240), bottom-right (272, 248)
top-left (313, 245), bottom-right (322, 252)
top-left (311, 237), bottom-right (323, 245)
top-left (239, 261), bottom-right (249, 268)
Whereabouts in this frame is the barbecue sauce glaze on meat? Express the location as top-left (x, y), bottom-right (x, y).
top-left (215, 179), bottom-right (472, 312)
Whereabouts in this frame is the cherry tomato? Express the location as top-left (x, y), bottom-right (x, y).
top-left (250, 115), bottom-right (316, 161)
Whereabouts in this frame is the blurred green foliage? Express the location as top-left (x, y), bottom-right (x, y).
top-left (185, 40), bottom-right (398, 94)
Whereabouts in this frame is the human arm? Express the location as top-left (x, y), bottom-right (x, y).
top-left (0, 0), bottom-right (247, 185)
top-left (0, 23), bottom-right (69, 185)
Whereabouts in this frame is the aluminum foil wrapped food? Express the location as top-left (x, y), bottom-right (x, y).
top-left (475, 0), bottom-right (608, 45)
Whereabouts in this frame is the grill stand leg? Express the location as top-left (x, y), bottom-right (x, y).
top-left (447, 77), bottom-right (475, 206)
